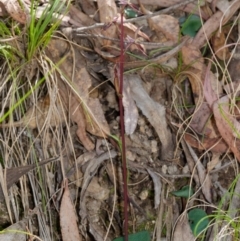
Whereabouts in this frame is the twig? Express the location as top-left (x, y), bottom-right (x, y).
top-left (72, 0), bottom-right (197, 33)
top-left (76, 32), bottom-right (177, 48)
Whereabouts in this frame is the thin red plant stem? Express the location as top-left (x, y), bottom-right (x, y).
top-left (118, 6), bottom-right (129, 241)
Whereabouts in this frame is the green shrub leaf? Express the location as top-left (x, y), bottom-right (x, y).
top-left (188, 208), bottom-right (209, 236)
top-left (181, 15), bottom-right (202, 37)
top-left (171, 185), bottom-right (194, 198)
top-left (113, 231), bottom-right (151, 241)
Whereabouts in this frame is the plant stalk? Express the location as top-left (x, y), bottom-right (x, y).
top-left (118, 6), bottom-right (129, 241)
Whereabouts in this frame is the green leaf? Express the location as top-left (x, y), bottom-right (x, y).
top-left (171, 185), bottom-right (194, 198)
top-left (181, 15), bottom-right (202, 37)
top-left (124, 8), bottom-right (139, 19)
top-left (113, 231), bottom-right (151, 241)
top-left (188, 208), bottom-right (209, 236)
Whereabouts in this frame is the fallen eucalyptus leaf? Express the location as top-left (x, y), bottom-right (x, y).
top-left (60, 179), bottom-right (82, 241)
top-left (127, 74), bottom-right (174, 160)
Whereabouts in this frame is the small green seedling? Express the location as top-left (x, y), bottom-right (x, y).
top-left (180, 15), bottom-right (202, 37)
top-left (124, 8), bottom-right (139, 18)
top-left (171, 185), bottom-right (194, 198)
top-left (113, 230), bottom-right (151, 241)
top-left (188, 208), bottom-right (209, 236)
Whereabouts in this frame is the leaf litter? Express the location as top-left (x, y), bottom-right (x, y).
top-left (1, 0), bottom-right (240, 240)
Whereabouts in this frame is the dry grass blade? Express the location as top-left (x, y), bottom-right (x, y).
top-left (187, 143), bottom-right (212, 203)
top-left (0, 94), bottom-right (66, 129)
top-left (45, 38), bottom-right (110, 151)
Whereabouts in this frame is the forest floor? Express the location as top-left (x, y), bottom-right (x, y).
top-left (0, 0), bottom-right (240, 240)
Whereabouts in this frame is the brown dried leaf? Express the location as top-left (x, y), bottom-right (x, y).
top-left (60, 180), bottom-right (82, 241)
top-left (173, 214), bottom-right (195, 241)
top-left (1, 0), bottom-right (27, 24)
top-left (213, 96), bottom-right (240, 161)
top-left (193, 0), bottom-right (240, 48)
top-left (122, 77), bottom-right (138, 135)
top-left (203, 69), bottom-right (240, 159)
top-left (190, 102), bottom-right (212, 134)
top-left (182, 45), bottom-right (222, 137)
top-left (182, 44), bottom-right (204, 71)
top-left (97, 0), bottom-right (117, 46)
top-left (207, 153), bottom-right (221, 172)
top-left (86, 177), bottom-right (109, 201)
top-left (80, 0), bottom-right (97, 16)
top-left (149, 15), bottom-right (180, 45)
top-left (73, 67), bottom-right (110, 137)
top-left (68, 93), bottom-right (95, 151)
top-left (46, 38), bottom-right (110, 151)
top-left (212, 31), bottom-right (230, 60)
top-left (122, 21), bottom-right (150, 42)
top-left (184, 132), bottom-right (230, 153)
top-left (86, 98), bottom-right (111, 137)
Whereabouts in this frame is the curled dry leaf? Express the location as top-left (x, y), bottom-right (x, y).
top-left (60, 180), bottom-right (82, 241)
